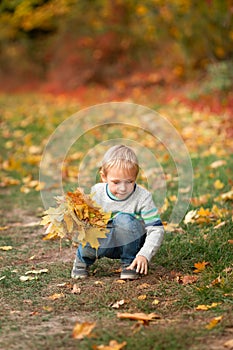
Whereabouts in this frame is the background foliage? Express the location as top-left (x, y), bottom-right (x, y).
top-left (0, 0), bottom-right (232, 91)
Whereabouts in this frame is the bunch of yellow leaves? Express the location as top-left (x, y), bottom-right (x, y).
top-left (41, 188), bottom-right (111, 249)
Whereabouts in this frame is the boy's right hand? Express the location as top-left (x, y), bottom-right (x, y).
top-left (127, 255), bottom-right (148, 275)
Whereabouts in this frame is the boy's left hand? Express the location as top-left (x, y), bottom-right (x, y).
top-left (127, 255), bottom-right (148, 275)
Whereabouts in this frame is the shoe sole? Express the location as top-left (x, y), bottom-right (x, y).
top-left (71, 273), bottom-right (88, 279)
top-left (120, 273), bottom-right (139, 280)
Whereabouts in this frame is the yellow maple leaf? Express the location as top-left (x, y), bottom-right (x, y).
top-left (41, 188), bottom-right (111, 249)
top-left (82, 226), bottom-right (109, 250)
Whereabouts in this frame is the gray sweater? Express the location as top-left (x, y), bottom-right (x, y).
top-left (91, 183), bottom-right (164, 262)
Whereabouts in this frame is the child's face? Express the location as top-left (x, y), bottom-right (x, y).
top-left (101, 166), bottom-right (137, 200)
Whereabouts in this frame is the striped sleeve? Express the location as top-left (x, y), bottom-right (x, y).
top-left (140, 207), bottom-right (162, 226)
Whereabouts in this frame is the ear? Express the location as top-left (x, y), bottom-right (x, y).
top-left (100, 171), bottom-right (107, 183)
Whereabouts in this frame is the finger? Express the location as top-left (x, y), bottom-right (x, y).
top-left (126, 261), bottom-right (136, 270)
top-left (140, 264), bottom-right (145, 274)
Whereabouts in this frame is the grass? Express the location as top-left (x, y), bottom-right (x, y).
top-left (0, 93), bottom-right (233, 350)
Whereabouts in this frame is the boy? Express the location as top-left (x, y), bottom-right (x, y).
top-left (71, 145), bottom-right (164, 280)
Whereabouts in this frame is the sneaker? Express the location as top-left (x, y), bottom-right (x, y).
top-left (71, 257), bottom-right (89, 279)
top-left (120, 267), bottom-right (139, 280)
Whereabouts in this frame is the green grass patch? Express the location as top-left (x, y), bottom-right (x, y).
top-left (0, 94), bottom-right (232, 350)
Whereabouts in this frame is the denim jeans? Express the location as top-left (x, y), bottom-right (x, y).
top-left (77, 213), bottom-right (146, 266)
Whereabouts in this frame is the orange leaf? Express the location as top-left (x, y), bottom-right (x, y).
top-left (138, 295), bottom-right (147, 300)
top-left (72, 321), bottom-right (96, 339)
top-left (194, 261), bottom-right (210, 273)
top-left (205, 316), bottom-right (223, 330)
top-left (211, 276), bottom-right (224, 286)
top-left (197, 207), bottom-right (211, 217)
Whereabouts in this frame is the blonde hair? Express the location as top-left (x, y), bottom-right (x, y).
top-left (100, 145), bottom-right (139, 176)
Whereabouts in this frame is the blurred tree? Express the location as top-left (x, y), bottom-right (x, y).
top-left (0, 0), bottom-right (232, 90)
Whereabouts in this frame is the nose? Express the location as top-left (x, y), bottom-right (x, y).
top-left (118, 182), bottom-right (126, 191)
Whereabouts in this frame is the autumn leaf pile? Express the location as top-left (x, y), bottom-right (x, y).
top-left (41, 188), bottom-right (111, 249)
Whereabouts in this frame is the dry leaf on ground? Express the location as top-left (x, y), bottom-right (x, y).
top-left (20, 275), bottom-right (37, 282)
top-left (71, 284), bottom-right (81, 294)
top-left (47, 293), bottom-right (64, 300)
top-left (117, 312), bottom-right (160, 322)
top-left (224, 339), bottom-right (233, 349)
top-left (0, 246), bottom-right (13, 251)
top-left (93, 339), bottom-right (127, 350)
top-left (25, 269), bottom-right (48, 275)
top-left (177, 275), bottom-right (198, 285)
top-left (205, 315), bottom-right (223, 330)
top-left (196, 302), bottom-right (221, 311)
top-left (72, 321), bottom-right (96, 339)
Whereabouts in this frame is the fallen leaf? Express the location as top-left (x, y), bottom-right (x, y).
top-left (0, 276), bottom-right (6, 281)
top-left (177, 275), bottom-right (198, 285)
top-left (20, 275), bottom-right (37, 282)
top-left (214, 179), bottom-right (224, 190)
top-left (94, 280), bottom-right (104, 286)
top-left (71, 284), bottom-right (81, 294)
top-left (214, 221), bottom-right (226, 229)
top-left (196, 302), bottom-right (221, 311)
top-left (137, 283), bottom-right (151, 289)
top-left (215, 188), bottom-right (233, 202)
top-left (224, 339), bottom-right (233, 348)
top-left (117, 312), bottom-right (160, 322)
top-left (228, 240), bottom-right (233, 244)
top-left (94, 339), bottom-right (127, 350)
top-left (152, 299), bottom-right (160, 305)
top-left (111, 299), bottom-right (125, 309)
top-left (47, 293), bottom-right (64, 300)
top-left (211, 276), bottom-right (224, 286)
top-left (0, 246), bottom-right (13, 251)
top-left (72, 321), bottom-right (96, 339)
top-left (0, 226), bottom-right (9, 231)
top-left (205, 315), bottom-right (223, 330)
top-left (184, 210), bottom-right (197, 224)
top-left (114, 279), bottom-right (126, 284)
top-left (210, 160), bottom-right (226, 168)
top-left (138, 294), bottom-right (147, 300)
top-left (194, 261), bottom-right (210, 273)
top-left (222, 267), bottom-right (232, 273)
top-left (42, 306), bottom-right (53, 312)
top-left (25, 268), bottom-right (48, 275)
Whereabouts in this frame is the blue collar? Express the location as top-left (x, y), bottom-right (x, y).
top-left (106, 183), bottom-right (136, 201)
